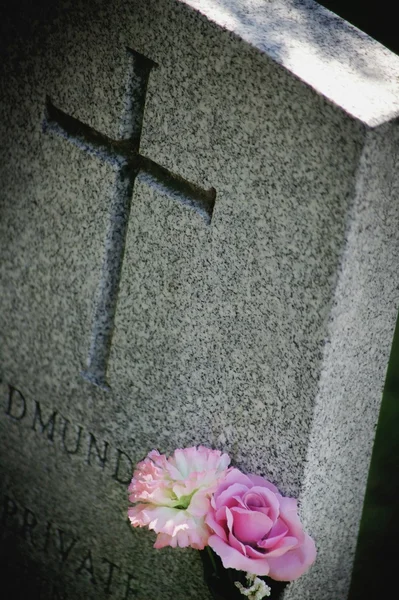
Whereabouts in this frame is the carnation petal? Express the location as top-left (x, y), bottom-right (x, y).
top-left (186, 523), bottom-right (210, 549)
top-left (198, 446), bottom-right (230, 472)
top-left (128, 446), bottom-right (231, 550)
top-left (188, 490), bottom-right (211, 517)
top-left (165, 461), bottom-right (185, 481)
top-left (138, 506), bottom-right (181, 534)
top-left (176, 529), bottom-right (190, 547)
top-left (172, 448), bottom-right (191, 477)
top-left (128, 504), bottom-right (149, 528)
top-left (215, 451), bottom-right (231, 472)
top-left (154, 533), bottom-right (175, 549)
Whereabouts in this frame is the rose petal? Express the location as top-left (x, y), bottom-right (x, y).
top-left (257, 519), bottom-right (289, 549)
top-left (247, 474), bottom-right (279, 493)
top-left (279, 496), bottom-right (297, 512)
top-left (231, 507), bottom-right (273, 543)
top-left (208, 535), bottom-right (270, 576)
top-left (279, 496), bottom-right (305, 543)
top-left (243, 492), bottom-right (266, 508)
top-left (205, 510), bottom-right (228, 542)
top-left (215, 505), bottom-right (229, 525)
top-left (215, 484), bottom-right (250, 510)
top-left (232, 495), bottom-right (249, 509)
top-left (246, 544), bottom-right (270, 559)
top-left (228, 531), bottom-right (247, 555)
top-left (213, 469), bottom-right (253, 502)
top-left (244, 487), bottom-right (280, 523)
top-left (267, 533), bottom-right (317, 581)
top-left (263, 535), bottom-right (298, 558)
top-left (226, 507), bottom-right (234, 533)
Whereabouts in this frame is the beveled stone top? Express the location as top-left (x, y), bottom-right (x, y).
top-left (182, 0), bottom-right (399, 127)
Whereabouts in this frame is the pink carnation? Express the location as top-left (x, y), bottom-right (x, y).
top-left (206, 469), bottom-right (316, 580)
top-left (128, 446), bottom-right (231, 549)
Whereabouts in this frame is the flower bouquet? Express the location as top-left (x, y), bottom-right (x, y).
top-left (128, 447), bottom-right (316, 600)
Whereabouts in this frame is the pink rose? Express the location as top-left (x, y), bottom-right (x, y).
top-left (205, 469), bottom-right (316, 581)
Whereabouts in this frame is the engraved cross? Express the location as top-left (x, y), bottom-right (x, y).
top-left (43, 48), bottom-right (216, 391)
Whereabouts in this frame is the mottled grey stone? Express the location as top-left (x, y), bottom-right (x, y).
top-left (0, 1), bottom-right (399, 599)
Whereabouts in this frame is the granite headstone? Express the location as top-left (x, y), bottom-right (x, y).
top-left (1, 0), bottom-right (399, 599)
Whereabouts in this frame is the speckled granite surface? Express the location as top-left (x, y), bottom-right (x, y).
top-left (0, 1), bottom-right (398, 599)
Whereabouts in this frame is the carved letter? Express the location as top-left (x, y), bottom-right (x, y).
top-left (1, 495), bottom-right (18, 527)
top-left (51, 586), bottom-right (67, 600)
top-left (87, 433), bottom-right (109, 469)
top-left (6, 385), bottom-right (26, 421)
top-left (20, 506), bottom-right (38, 545)
top-left (76, 549), bottom-right (96, 584)
top-left (32, 400), bottom-right (57, 442)
top-left (124, 572), bottom-right (138, 599)
top-left (56, 528), bottom-right (78, 563)
top-left (102, 557), bottom-right (120, 594)
top-left (62, 418), bottom-right (83, 455)
top-left (113, 448), bottom-right (133, 485)
top-left (42, 520), bottom-right (52, 553)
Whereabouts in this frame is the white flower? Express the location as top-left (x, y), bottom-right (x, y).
top-left (128, 447), bottom-right (231, 549)
top-left (235, 573), bottom-right (271, 600)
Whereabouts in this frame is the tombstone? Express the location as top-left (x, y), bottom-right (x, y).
top-left (1, 0), bottom-right (399, 598)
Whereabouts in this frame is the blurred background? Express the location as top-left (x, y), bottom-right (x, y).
top-left (316, 3), bottom-right (399, 599)
top-left (319, 0), bottom-right (398, 55)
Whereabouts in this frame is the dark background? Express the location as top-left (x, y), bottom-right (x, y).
top-left (1, 1), bottom-right (399, 56)
top-left (319, 0), bottom-right (399, 55)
